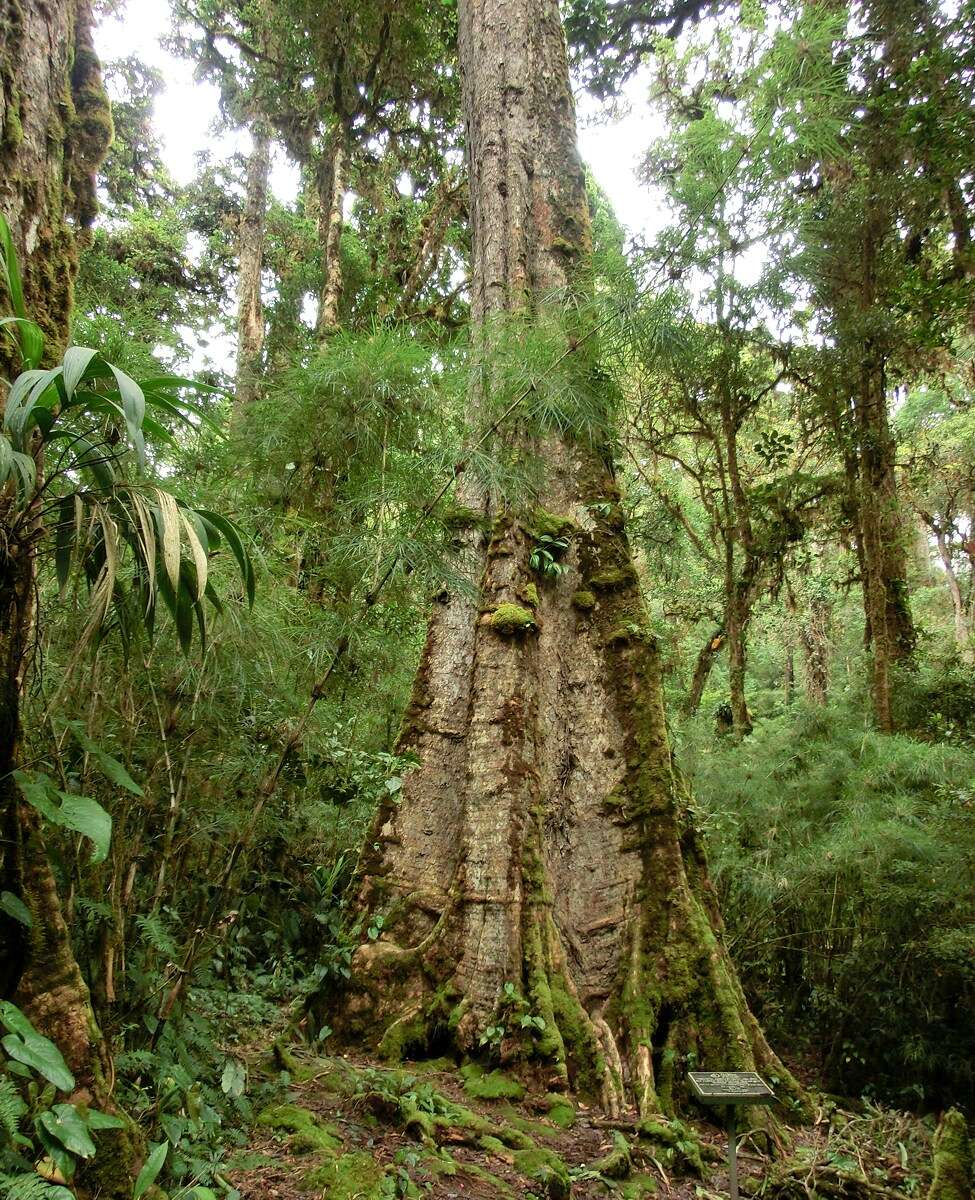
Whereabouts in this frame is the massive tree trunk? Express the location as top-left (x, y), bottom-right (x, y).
top-left (332, 0), bottom-right (799, 1120)
top-left (0, 4), bottom-right (133, 1191)
top-left (235, 118), bottom-right (271, 410)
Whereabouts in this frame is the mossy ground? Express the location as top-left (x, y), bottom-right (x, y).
top-left (230, 1046), bottom-right (940, 1200)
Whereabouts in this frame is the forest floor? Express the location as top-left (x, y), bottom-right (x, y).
top-left (225, 1044), bottom-right (932, 1200)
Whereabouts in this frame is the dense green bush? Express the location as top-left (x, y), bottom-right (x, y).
top-left (680, 699), bottom-right (975, 1108)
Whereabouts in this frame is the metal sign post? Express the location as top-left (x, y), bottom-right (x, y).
top-left (688, 1071), bottom-right (776, 1200)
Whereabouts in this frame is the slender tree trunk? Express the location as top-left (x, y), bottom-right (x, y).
top-left (933, 528), bottom-right (973, 662)
top-left (725, 585), bottom-right (753, 736)
top-left (332, 0), bottom-right (800, 1121)
top-left (683, 627), bottom-right (723, 716)
top-left (801, 595), bottom-right (831, 703)
top-left (235, 118), bottom-right (271, 411)
top-left (315, 131), bottom-right (347, 336)
top-left (783, 587), bottom-right (797, 706)
top-left (855, 352), bottom-right (914, 730)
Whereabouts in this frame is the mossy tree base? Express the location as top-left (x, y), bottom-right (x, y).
top-left (326, 448), bottom-right (803, 1123)
top-left (324, 0), bottom-right (802, 1132)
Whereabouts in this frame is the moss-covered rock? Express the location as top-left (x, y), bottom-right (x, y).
top-left (571, 589), bottom-right (596, 611)
top-left (618, 1174), bottom-right (659, 1198)
top-left (928, 1109), bottom-right (972, 1200)
top-left (637, 1117), bottom-right (705, 1177)
top-left (489, 604), bottom-right (538, 635)
top-left (594, 1129), bottom-right (633, 1179)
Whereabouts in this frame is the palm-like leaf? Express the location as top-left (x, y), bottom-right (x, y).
top-left (0, 212), bottom-right (253, 656)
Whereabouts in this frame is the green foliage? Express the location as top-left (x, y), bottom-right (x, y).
top-left (0, 1003), bottom-right (123, 1191)
top-left (684, 698), bottom-right (975, 1105)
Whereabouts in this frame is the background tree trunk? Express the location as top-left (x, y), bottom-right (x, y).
top-left (855, 352), bottom-right (915, 730)
top-left (234, 118), bottom-right (271, 410)
top-left (684, 628), bottom-right (723, 716)
top-left (802, 595), bottom-right (832, 704)
top-left (315, 130), bottom-right (347, 336)
top-left (332, 0), bottom-right (800, 1120)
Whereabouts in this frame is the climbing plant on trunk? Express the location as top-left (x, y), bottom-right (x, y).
top-left (332, 0), bottom-right (801, 1119)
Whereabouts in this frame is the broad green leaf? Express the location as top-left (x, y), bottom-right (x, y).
top-left (108, 364), bottom-right (146, 467)
top-left (0, 316), bottom-right (44, 371)
top-left (1, 1030), bottom-right (75, 1091)
top-left (197, 509), bottom-right (255, 606)
top-left (9, 449), bottom-right (36, 499)
top-left (155, 488), bottom-right (182, 591)
top-left (64, 724), bottom-right (144, 796)
top-left (180, 510), bottom-right (208, 601)
top-left (0, 890), bottom-right (32, 927)
top-left (0, 1000), bottom-right (39, 1039)
top-left (133, 1140), bottom-right (168, 1199)
top-left (62, 347), bottom-right (100, 400)
top-left (221, 1058), bottom-right (246, 1098)
top-left (5, 366), bottom-right (62, 444)
top-left (16, 771), bottom-right (62, 822)
top-left (39, 1105), bottom-right (97, 1158)
top-left (16, 769), bottom-right (113, 862)
top-left (56, 794), bottom-right (112, 865)
top-left (85, 1108), bottom-right (125, 1131)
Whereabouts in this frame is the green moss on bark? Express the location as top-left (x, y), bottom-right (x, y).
top-left (489, 604), bottom-right (538, 635)
top-left (928, 1109), bottom-right (972, 1200)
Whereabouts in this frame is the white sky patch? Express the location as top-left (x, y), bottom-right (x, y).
top-left (93, 0), bottom-right (669, 241)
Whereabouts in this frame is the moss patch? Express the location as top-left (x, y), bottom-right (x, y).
top-left (594, 1129), bottom-right (632, 1179)
top-left (518, 581), bottom-right (540, 608)
top-left (489, 604), bottom-right (538, 635)
top-left (258, 1103), bottom-right (342, 1156)
top-left (588, 565), bottom-right (637, 592)
top-left (618, 1174), bottom-right (659, 1198)
top-left (300, 1150), bottom-right (390, 1198)
top-left (543, 1092), bottom-right (576, 1129)
top-left (513, 1146), bottom-right (571, 1199)
top-left (929, 1109), bottom-right (972, 1200)
top-left (461, 1064), bottom-right (526, 1102)
top-left (527, 509), bottom-right (578, 539)
top-left (571, 589), bottom-right (596, 611)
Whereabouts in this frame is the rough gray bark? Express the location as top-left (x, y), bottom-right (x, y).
top-left (235, 119), bottom-right (271, 410)
top-left (315, 131), bottom-right (347, 336)
top-left (333, 0), bottom-right (799, 1120)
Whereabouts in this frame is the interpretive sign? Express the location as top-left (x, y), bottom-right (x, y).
top-left (688, 1071), bottom-right (775, 1105)
top-left (687, 1071), bottom-right (776, 1200)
